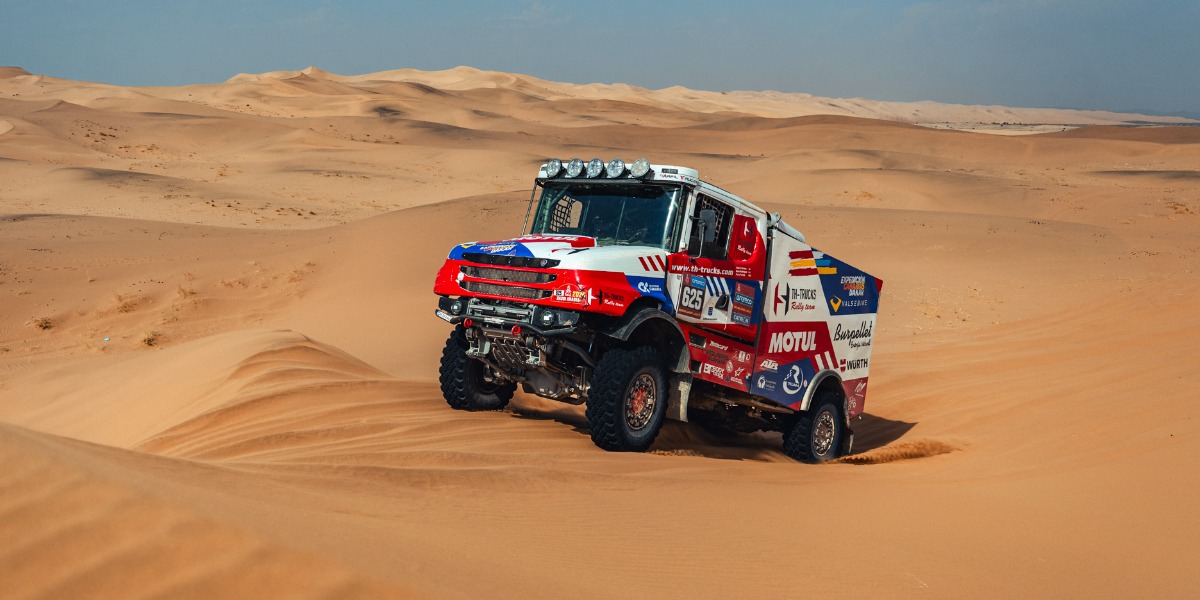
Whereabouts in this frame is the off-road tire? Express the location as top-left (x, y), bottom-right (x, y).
top-left (783, 389), bottom-right (844, 463)
top-left (439, 326), bottom-right (515, 411)
top-left (586, 346), bottom-right (666, 452)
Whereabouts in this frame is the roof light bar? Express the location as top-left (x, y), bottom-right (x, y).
top-left (543, 157), bottom-right (654, 179)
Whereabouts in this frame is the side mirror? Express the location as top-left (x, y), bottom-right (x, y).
top-left (699, 209), bottom-right (717, 243)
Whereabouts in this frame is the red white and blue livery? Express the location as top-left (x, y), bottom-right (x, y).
top-left (433, 157), bottom-right (882, 462)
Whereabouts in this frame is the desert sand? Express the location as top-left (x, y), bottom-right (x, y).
top-left (2, 65), bottom-right (1199, 598)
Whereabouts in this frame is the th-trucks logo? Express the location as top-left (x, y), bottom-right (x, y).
top-left (768, 330), bottom-right (816, 353)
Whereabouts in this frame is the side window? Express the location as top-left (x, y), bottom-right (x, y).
top-left (686, 194), bottom-right (733, 260)
top-left (547, 195), bottom-right (583, 233)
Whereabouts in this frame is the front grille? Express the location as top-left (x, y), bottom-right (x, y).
top-left (462, 266), bottom-right (556, 284)
top-left (463, 252), bottom-right (560, 269)
top-left (462, 281), bottom-right (550, 300)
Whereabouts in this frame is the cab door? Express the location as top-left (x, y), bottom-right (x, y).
top-left (666, 192), bottom-right (766, 342)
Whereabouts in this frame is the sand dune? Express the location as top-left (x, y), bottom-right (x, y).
top-left (2, 66), bottom-right (1199, 598)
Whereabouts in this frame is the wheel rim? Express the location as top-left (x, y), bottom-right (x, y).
top-left (625, 373), bottom-right (657, 431)
top-left (470, 361), bottom-right (500, 394)
top-left (812, 409), bottom-right (837, 456)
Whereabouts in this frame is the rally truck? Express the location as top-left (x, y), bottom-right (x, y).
top-left (432, 157), bottom-right (882, 462)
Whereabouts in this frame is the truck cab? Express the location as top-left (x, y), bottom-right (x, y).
top-left (433, 158), bottom-right (882, 462)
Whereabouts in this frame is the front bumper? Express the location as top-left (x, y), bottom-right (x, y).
top-left (436, 296), bottom-right (581, 337)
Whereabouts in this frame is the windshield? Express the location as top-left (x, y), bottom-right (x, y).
top-left (527, 181), bottom-right (683, 249)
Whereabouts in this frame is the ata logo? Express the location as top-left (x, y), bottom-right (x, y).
top-left (758, 359), bottom-right (779, 372)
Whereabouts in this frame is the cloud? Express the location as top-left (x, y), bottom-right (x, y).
top-left (508, 0), bottom-right (569, 27)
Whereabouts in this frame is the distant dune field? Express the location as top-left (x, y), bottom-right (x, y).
top-left (2, 66), bottom-right (1198, 599)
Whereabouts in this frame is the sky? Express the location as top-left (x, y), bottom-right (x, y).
top-left (3, 0), bottom-right (1198, 116)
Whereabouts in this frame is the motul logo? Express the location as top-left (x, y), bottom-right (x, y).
top-left (768, 330), bottom-right (816, 353)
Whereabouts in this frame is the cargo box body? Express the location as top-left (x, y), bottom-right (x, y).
top-left (747, 227), bottom-right (882, 417)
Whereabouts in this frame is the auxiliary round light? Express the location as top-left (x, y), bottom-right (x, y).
top-left (545, 158), bottom-right (563, 178)
top-left (539, 309), bottom-right (555, 327)
top-left (449, 298), bottom-right (465, 315)
top-left (630, 157), bottom-right (652, 179)
top-left (565, 158), bottom-right (585, 178)
top-left (586, 158), bottom-right (605, 178)
top-left (606, 158), bottom-right (626, 178)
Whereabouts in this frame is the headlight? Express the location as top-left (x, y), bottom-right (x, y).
top-left (545, 158), bottom-right (563, 178)
top-left (630, 157), bottom-right (652, 179)
top-left (449, 298), bottom-right (465, 315)
top-left (566, 158), bottom-right (585, 178)
top-left (538, 309), bottom-right (555, 327)
top-left (606, 158), bottom-right (626, 178)
top-left (586, 158), bottom-right (604, 178)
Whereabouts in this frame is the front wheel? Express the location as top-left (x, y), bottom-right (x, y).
top-left (782, 390), bottom-right (844, 463)
top-left (439, 326), bottom-right (515, 411)
top-left (586, 346), bottom-right (667, 452)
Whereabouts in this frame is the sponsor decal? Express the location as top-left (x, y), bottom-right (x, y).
top-left (514, 235), bottom-right (581, 242)
top-left (847, 358), bottom-right (869, 370)
top-left (701, 363), bottom-right (726, 379)
top-left (734, 283), bottom-right (755, 307)
top-left (759, 359), bottom-right (779, 372)
top-left (731, 282), bottom-right (756, 325)
top-left (707, 340), bottom-right (729, 352)
top-left (782, 364), bottom-right (807, 395)
top-left (736, 350), bottom-right (752, 363)
top-left (675, 263), bottom-right (735, 277)
top-left (841, 275), bottom-right (866, 297)
top-left (734, 265), bottom-right (753, 279)
top-left (554, 284), bottom-right (587, 304)
top-left (755, 375), bottom-right (777, 392)
top-left (830, 297), bottom-right (842, 312)
top-left (635, 280), bottom-right (664, 295)
top-left (479, 243), bottom-right (517, 253)
top-left (833, 321), bottom-right (874, 348)
top-left (768, 329), bottom-right (817, 354)
top-left (773, 283), bottom-right (819, 315)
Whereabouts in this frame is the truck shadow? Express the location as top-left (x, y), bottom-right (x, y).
top-left (849, 414), bottom-right (918, 453)
top-left (509, 394), bottom-right (918, 462)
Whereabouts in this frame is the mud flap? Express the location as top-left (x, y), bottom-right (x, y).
top-left (666, 373), bottom-right (692, 422)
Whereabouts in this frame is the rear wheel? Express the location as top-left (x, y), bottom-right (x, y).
top-left (586, 346), bottom-right (666, 452)
top-left (439, 326), bottom-right (515, 411)
top-left (783, 390), bottom-right (844, 463)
